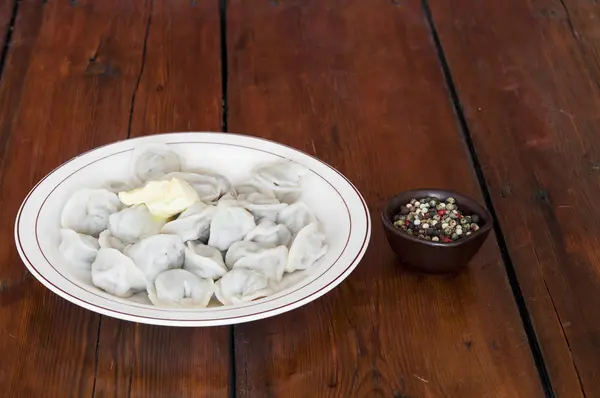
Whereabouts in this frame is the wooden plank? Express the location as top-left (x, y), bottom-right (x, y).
top-left (93, 1), bottom-right (230, 397)
top-left (227, 1), bottom-right (545, 397)
top-left (429, 0), bottom-right (600, 396)
top-left (0, 0), bottom-right (151, 396)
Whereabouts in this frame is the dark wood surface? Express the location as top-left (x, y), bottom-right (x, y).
top-left (429, 0), bottom-right (600, 396)
top-left (227, 1), bottom-right (543, 397)
top-left (0, 0), bottom-right (597, 396)
top-left (0, 1), bottom-right (146, 396)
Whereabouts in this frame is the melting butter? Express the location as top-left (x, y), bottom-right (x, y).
top-left (118, 178), bottom-right (200, 218)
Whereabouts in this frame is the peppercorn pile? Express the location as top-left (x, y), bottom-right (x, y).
top-left (393, 196), bottom-right (481, 242)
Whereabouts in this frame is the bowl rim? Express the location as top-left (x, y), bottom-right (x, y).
top-left (381, 188), bottom-right (492, 248)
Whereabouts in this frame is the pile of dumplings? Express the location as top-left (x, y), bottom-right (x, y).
top-left (58, 144), bottom-right (328, 308)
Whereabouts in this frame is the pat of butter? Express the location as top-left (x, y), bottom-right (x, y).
top-left (118, 178), bottom-right (200, 218)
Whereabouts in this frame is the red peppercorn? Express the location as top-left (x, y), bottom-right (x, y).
top-left (438, 210), bottom-right (446, 216)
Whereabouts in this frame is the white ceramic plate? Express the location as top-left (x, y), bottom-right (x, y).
top-left (15, 132), bottom-right (371, 326)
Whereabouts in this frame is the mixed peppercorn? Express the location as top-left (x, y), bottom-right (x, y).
top-left (393, 196), bottom-right (481, 242)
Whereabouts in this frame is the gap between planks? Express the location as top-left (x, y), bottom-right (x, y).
top-left (127, 0), bottom-right (154, 138)
top-left (219, 0), bottom-right (237, 397)
top-left (421, 1), bottom-right (555, 397)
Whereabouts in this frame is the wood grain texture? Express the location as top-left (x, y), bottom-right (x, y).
top-left (0, 0), bottom-right (151, 397)
top-left (429, 0), bottom-right (600, 396)
top-left (227, 1), bottom-right (545, 397)
top-left (93, 1), bottom-right (230, 398)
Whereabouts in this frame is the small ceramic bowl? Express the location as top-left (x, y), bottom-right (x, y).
top-left (381, 189), bottom-right (492, 274)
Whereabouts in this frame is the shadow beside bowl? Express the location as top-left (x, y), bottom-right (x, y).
top-left (381, 189), bottom-right (492, 274)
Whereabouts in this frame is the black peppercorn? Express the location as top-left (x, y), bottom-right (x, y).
top-left (392, 196), bottom-right (483, 243)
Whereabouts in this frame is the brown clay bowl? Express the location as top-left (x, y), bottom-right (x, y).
top-left (381, 189), bottom-right (492, 274)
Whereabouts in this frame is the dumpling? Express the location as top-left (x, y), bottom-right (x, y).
top-left (244, 219), bottom-right (292, 247)
top-left (91, 248), bottom-right (147, 297)
top-left (276, 201), bottom-right (317, 235)
top-left (191, 168), bottom-right (233, 198)
top-left (179, 202), bottom-right (210, 218)
top-left (229, 243), bottom-right (288, 282)
top-left (59, 229), bottom-right (99, 269)
top-left (225, 241), bottom-right (274, 268)
top-left (161, 202), bottom-right (216, 242)
top-left (131, 143), bottom-right (181, 182)
top-left (234, 182), bottom-right (275, 198)
top-left (218, 183), bottom-right (274, 209)
top-left (98, 230), bottom-right (127, 252)
top-left (237, 192), bottom-right (288, 222)
top-left (184, 241), bottom-right (228, 280)
top-left (214, 268), bottom-right (275, 305)
top-left (124, 234), bottom-right (185, 282)
top-left (104, 180), bottom-right (138, 193)
top-left (208, 203), bottom-right (256, 251)
top-left (277, 269), bottom-right (312, 292)
top-left (252, 160), bottom-right (308, 191)
top-left (160, 172), bottom-right (225, 202)
top-left (61, 188), bottom-right (121, 237)
top-left (286, 222), bottom-right (328, 273)
top-left (216, 192), bottom-right (238, 207)
top-left (148, 269), bottom-right (215, 308)
top-left (108, 205), bottom-right (165, 244)
top-left (252, 160), bottom-right (308, 202)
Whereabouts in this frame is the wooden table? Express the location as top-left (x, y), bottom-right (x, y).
top-left (1, 0), bottom-right (598, 396)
